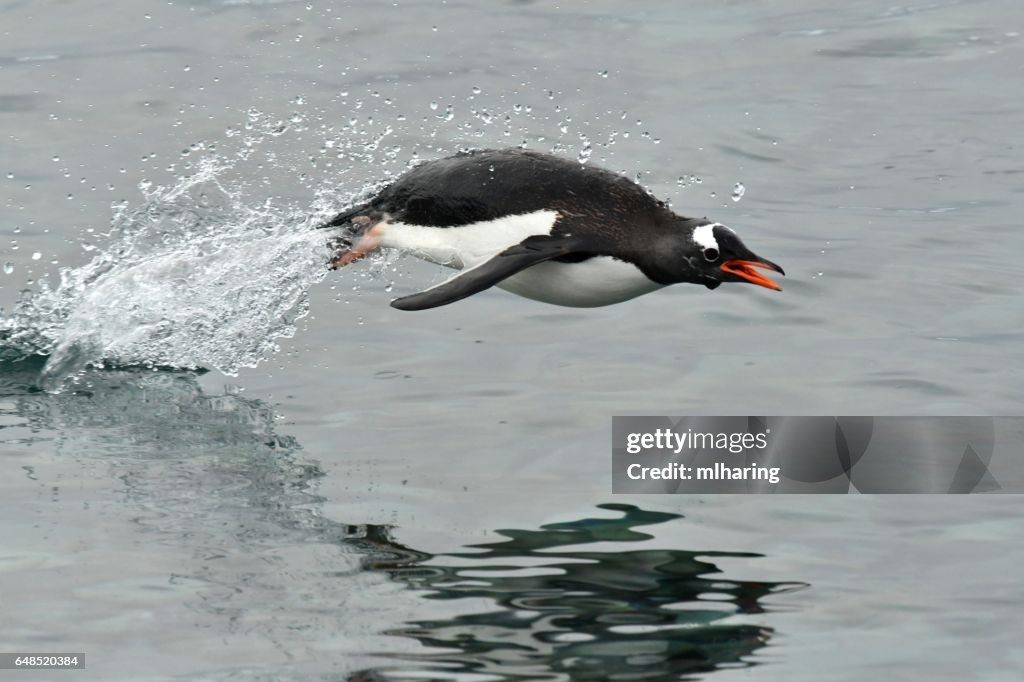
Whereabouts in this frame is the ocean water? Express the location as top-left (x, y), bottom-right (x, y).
top-left (2, 0), bottom-right (1023, 680)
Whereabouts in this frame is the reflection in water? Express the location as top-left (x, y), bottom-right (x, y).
top-left (0, 357), bottom-right (335, 558)
top-left (0, 360), bottom-right (804, 680)
top-left (353, 504), bottom-right (804, 681)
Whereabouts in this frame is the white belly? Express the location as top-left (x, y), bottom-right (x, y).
top-left (377, 209), bottom-right (664, 307)
top-left (495, 257), bottom-right (663, 307)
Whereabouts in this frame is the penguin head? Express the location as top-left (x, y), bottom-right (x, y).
top-left (681, 221), bottom-right (785, 291)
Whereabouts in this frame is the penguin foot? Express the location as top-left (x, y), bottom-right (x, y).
top-left (329, 221), bottom-right (384, 270)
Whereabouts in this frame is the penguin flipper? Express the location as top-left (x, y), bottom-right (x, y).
top-left (391, 235), bottom-right (586, 311)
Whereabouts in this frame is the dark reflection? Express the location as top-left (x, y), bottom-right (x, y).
top-left (352, 504), bottom-right (804, 681)
top-left (0, 357), bottom-right (335, 546)
top-left (1, 358), bottom-right (804, 681)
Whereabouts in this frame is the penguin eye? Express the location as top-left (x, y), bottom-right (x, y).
top-left (703, 247), bottom-right (720, 262)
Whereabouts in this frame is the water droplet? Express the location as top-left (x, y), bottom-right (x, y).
top-left (183, 65), bottom-right (191, 72)
top-left (3, 262), bottom-right (12, 274)
top-left (31, 251), bottom-right (41, 260)
top-left (432, 25), bottom-right (438, 31)
top-left (51, 155), bottom-right (60, 162)
top-left (709, 191), bottom-right (717, 198)
top-left (598, 70), bottom-right (608, 78)
top-left (731, 182), bottom-right (746, 202)
top-left (472, 86), bottom-right (481, 95)
top-left (577, 135), bottom-right (592, 164)
top-left (384, 282), bottom-right (394, 292)
top-left (429, 101), bottom-right (438, 110)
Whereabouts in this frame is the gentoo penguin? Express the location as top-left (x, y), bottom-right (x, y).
top-left (320, 148), bottom-right (784, 310)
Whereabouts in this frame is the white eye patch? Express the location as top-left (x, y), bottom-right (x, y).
top-left (691, 223), bottom-right (722, 250)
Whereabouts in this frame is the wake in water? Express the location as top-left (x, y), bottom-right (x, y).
top-left (0, 159), bottom-right (367, 390)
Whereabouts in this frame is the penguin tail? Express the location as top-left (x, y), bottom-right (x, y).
top-left (316, 201), bottom-right (375, 230)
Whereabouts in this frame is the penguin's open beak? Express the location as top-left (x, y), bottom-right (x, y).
top-left (720, 259), bottom-right (785, 291)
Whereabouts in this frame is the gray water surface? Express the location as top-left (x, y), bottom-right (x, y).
top-left (2, 1), bottom-right (1024, 680)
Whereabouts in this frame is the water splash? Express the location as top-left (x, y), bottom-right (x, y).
top-left (1, 159), bottom-right (337, 390)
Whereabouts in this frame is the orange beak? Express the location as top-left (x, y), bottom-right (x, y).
top-left (720, 259), bottom-right (785, 291)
